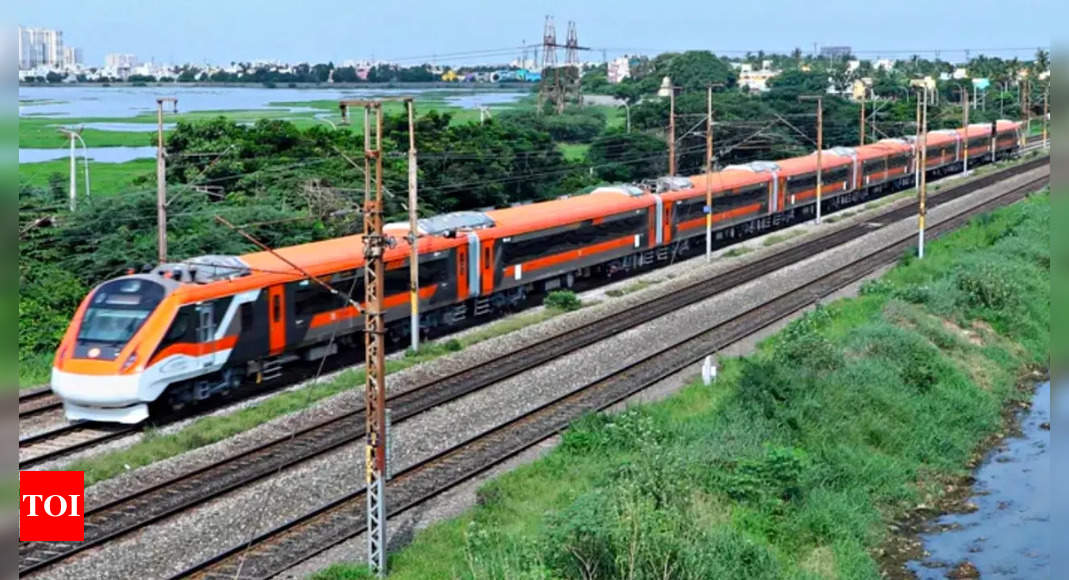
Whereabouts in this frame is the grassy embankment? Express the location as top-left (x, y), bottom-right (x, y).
top-left (63, 297), bottom-right (585, 487)
top-left (315, 190), bottom-right (1050, 579)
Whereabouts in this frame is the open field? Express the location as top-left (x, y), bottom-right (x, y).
top-left (18, 158), bottom-right (155, 198)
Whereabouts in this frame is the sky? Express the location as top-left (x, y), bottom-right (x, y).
top-left (18, 0), bottom-right (1059, 67)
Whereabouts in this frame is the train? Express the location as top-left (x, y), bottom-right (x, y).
top-left (51, 120), bottom-right (1023, 423)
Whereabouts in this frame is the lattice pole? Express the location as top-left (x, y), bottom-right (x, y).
top-left (362, 102), bottom-right (388, 577)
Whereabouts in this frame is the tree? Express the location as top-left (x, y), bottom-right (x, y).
top-left (765, 69), bottom-right (828, 101)
top-left (664, 51), bottom-right (737, 92)
top-left (587, 131), bottom-right (666, 182)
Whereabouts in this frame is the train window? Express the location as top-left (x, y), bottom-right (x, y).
top-left (295, 282), bottom-right (345, 317)
top-left (383, 266), bottom-right (408, 296)
top-left (77, 278), bottom-right (166, 346)
top-left (272, 295), bottom-right (281, 323)
top-left (887, 156), bottom-right (909, 169)
top-left (163, 308), bottom-right (194, 343)
top-left (788, 174), bottom-right (817, 192)
top-left (483, 247), bottom-right (490, 265)
top-left (499, 213), bottom-right (647, 265)
top-left (239, 302), bottom-right (253, 331)
top-left (863, 159), bottom-right (886, 172)
top-left (823, 167), bottom-right (849, 183)
top-left (418, 258), bottom-right (450, 288)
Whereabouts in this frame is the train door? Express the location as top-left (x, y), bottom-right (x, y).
top-left (456, 244), bottom-right (469, 301)
top-left (480, 240), bottom-right (495, 295)
top-left (195, 302), bottom-right (217, 368)
top-left (267, 285), bottom-right (286, 356)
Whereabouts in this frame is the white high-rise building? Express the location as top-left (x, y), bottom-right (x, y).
top-left (63, 46), bottom-right (83, 68)
top-left (18, 26), bottom-right (65, 70)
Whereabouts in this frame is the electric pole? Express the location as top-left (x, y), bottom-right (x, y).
top-left (1043, 81), bottom-right (1049, 149)
top-left (58, 128), bottom-right (90, 211)
top-left (959, 84), bottom-right (969, 175)
top-left (705, 83), bottom-right (723, 262)
top-left (361, 101), bottom-right (388, 577)
top-left (406, 98), bottom-right (420, 352)
top-left (799, 95), bottom-right (823, 224)
top-left (155, 97), bottom-right (177, 263)
top-left (914, 91), bottom-right (922, 188)
top-left (65, 129), bottom-right (76, 211)
top-left (859, 91), bottom-right (866, 146)
top-left (668, 81), bottom-right (676, 175)
top-left (918, 88), bottom-right (929, 259)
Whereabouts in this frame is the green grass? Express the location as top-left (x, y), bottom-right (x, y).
top-left (315, 191), bottom-right (1049, 579)
top-left (18, 158), bottom-right (155, 198)
top-left (557, 142), bottom-right (590, 162)
top-left (19, 116), bottom-right (156, 148)
top-left (63, 304), bottom-right (585, 486)
top-left (762, 229), bottom-right (804, 247)
top-left (605, 278), bottom-right (659, 298)
top-left (722, 246), bottom-right (753, 257)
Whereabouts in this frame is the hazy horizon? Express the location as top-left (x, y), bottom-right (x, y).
top-left (19, 0), bottom-right (1057, 67)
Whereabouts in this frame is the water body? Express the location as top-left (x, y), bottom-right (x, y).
top-left (907, 381), bottom-right (1050, 579)
top-left (20, 146), bottom-right (158, 164)
top-left (18, 85), bottom-right (525, 119)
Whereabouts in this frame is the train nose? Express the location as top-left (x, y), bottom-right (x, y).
top-left (51, 367), bottom-right (150, 423)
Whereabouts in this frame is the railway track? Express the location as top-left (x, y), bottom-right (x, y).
top-left (169, 170), bottom-right (1048, 580)
top-left (16, 156), bottom-right (1049, 576)
top-left (18, 422), bottom-right (138, 470)
top-left (18, 387), bottom-right (62, 419)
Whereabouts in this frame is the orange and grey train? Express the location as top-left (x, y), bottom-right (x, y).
top-left (52, 121), bottom-right (1022, 423)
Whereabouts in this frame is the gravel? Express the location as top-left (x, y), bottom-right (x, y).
top-left (34, 166), bottom-right (1047, 580)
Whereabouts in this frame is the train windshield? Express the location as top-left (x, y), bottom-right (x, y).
top-left (77, 278), bottom-right (166, 345)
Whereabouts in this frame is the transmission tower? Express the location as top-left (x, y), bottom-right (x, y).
top-left (565, 21), bottom-right (579, 67)
top-left (562, 20), bottom-right (583, 112)
top-left (537, 15), bottom-right (558, 114)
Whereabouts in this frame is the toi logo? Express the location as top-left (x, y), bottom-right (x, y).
top-left (19, 471), bottom-right (85, 542)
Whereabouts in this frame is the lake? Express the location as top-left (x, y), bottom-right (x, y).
top-left (18, 85), bottom-right (526, 119)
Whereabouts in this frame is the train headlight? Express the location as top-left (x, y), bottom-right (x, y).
top-left (120, 350), bottom-right (140, 373)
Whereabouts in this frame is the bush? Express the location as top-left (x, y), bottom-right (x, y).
top-left (544, 290), bottom-right (581, 311)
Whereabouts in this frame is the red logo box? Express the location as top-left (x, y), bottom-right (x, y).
top-left (19, 471), bottom-right (85, 542)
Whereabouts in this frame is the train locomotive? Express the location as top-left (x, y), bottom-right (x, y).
top-left (51, 120), bottom-right (1022, 423)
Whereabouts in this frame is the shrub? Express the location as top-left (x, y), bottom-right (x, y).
top-left (545, 289), bottom-right (581, 311)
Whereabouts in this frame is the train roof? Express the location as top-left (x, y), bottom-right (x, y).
top-left (774, 151), bottom-right (853, 175)
top-left (482, 191), bottom-right (653, 238)
top-left (684, 167), bottom-right (772, 198)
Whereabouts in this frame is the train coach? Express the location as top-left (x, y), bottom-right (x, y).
top-left (50, 120), bottom-right (1022, 423)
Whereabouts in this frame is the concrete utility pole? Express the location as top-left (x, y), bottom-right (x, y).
top-left (859, 91), bottom-right (866, 146)
top-left (361, 101), bottom-right (389, 577)
top-left (918, 88), bottom-right (929, 259)
top-left (58, 128), bottom-right (90, 210)
top-left (622, 102), bottom-right (631, 134)
top-left (406, 98), bottom-right (420, 353)
top-left (799, 95), bottom-right (823, 224)
top-left (156, 97), bottom-right (177, 263)
top-left (1043, 81), bottom-right (1049, 149)
top-left (668, 81), bottom-right (676, 175)
top-left (914, 91), bottom-right (922, 188)
top-left (704, 83), bottom-right (723, 262)
top-left (959, 84), bottom-right (970, 175)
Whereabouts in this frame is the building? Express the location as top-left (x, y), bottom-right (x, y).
top-left (105, 53), bottom-right (138, 78)
top-left (732, 61), bottom-right (780, 93)
top-left (18, 26), bottom-right (66, 70)
top-left (63, 46), bottom-right (82, 67)
top-left (607, 56), bottom-right (630, 84)
top-left (820, 45), bottom-right (852, 59)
